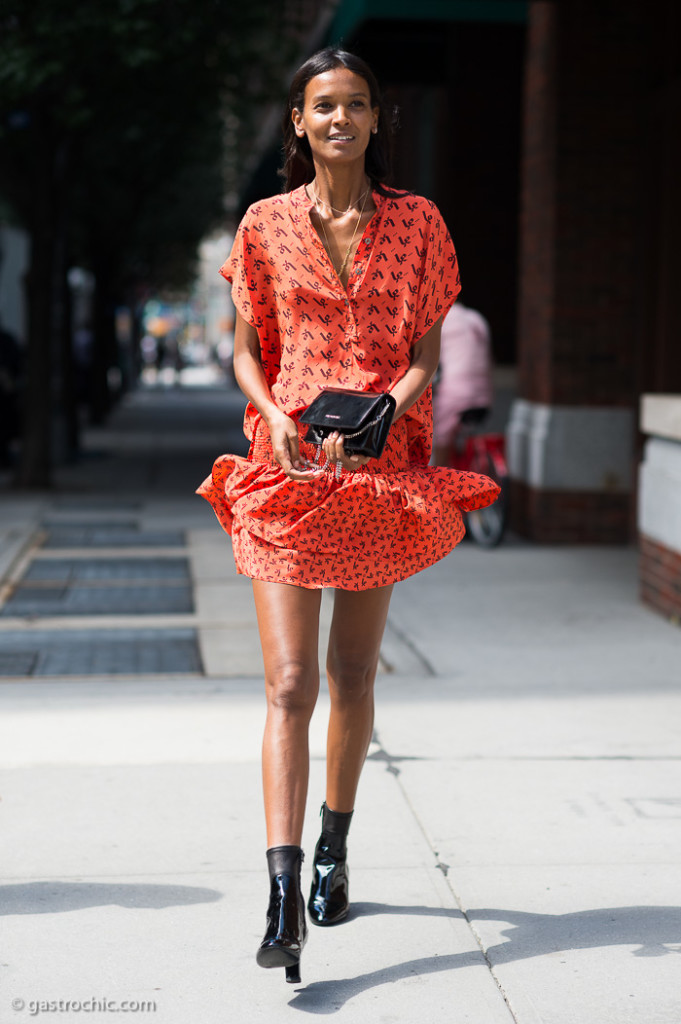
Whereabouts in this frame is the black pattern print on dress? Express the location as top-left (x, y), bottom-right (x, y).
top-left (197, 186), bottom-right (494, 591)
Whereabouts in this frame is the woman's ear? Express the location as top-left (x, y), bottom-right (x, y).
top-left (292, 108), bottom-right (305, 138)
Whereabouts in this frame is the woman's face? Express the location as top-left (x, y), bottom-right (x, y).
top-left (292, 67), bottom-right (379, 169)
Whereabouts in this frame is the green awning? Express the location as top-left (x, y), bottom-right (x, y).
top-left (330, 0), bottom-right (528, 43)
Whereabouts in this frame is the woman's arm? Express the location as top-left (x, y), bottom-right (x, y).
top-left (232, 309), bottom-right (316, 480)
top-left (328, 317), bottom-right (442, 472)
top-left (389, 317), bottom-right (442, 421)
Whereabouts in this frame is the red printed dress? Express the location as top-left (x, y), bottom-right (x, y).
top-left (197, 185), bottom-right (499, 590)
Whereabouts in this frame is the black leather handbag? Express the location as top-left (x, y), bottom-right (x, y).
top-left (300, 387), bottom-right (396, 458)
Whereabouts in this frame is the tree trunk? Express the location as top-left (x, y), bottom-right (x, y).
top-left (89, 260), bottom-right (118, 426)
top-left (15, 125), bottom-right (72, 487)
top-left (16, 138), bottom-right (55, 488)
top-left (60, 271), bottom-right (79, 458)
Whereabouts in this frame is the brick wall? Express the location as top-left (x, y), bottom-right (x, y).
top-left (640, 535), bottom-right (681, 623)
top-left (517, 1), bottom-right (555, 406)
top-left (510, 481), bottom-right (630, 544)
top-left (512, 1), bottom-right (651, 543)
top-left (518, 1), bottom-right (648, 408)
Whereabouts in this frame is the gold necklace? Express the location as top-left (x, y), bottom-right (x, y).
top-left (313, 186), bottom-right (370, 281)
top-left (314, 185), bottom-right (370, 216)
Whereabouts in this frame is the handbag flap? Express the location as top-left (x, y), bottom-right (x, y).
top-left (299, 388), bottom-right (388, 433)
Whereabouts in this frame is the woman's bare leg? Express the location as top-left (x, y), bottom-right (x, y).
top-left (252, 580), bottom-right (323, 847)
top-left (324, 585), bottom-right (394, 812)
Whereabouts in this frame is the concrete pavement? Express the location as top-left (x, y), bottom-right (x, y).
top-left (1, 381), bottom-right (680, 1023)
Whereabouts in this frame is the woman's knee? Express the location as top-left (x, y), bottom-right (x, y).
top-left (326, 655), bottom-right (376, 705)
top-left (266, 661), bottom-right (319, 715)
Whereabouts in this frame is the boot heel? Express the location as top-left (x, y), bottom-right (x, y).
top-left (285, 962), bottom-right (301, 984)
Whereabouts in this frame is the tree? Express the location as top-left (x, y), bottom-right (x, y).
top-left (0, 0), bottom-right (297, 485)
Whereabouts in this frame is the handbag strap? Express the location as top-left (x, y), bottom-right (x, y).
top-left (342, 402), bottom-right (391, 441)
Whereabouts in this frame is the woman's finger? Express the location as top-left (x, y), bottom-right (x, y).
top-left (287, 428), bottom-right (302, 469)
top-left (322, 431), bottom-right (341, 462)
top-left (269, 414), bottom-right (303, 473)
top-left (334, 436), bottom-right (367, 471)
top-left (273, 443), bottom-right (293, 474)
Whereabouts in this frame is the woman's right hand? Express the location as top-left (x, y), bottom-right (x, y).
top-left (232, 309), bottom-right (319, 481)
top-left (267, 410), bottom-right (321, 481)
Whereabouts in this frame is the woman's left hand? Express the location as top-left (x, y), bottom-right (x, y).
top-left (321, 432), bottom-right (371, 472)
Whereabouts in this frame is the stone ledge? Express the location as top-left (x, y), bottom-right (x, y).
top-left (640, 394), bottom-right (681, 443)
top-left (637, 437), bottom-right (681, 555)
top-left (507, 400), bottom-right (635, 492)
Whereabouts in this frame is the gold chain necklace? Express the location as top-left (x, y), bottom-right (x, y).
top-left (314, 185), bottom-right (370, 216)
top-left (313, 186), bottom-right (370, 281)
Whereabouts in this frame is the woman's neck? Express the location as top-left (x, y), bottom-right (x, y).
top-left (311, 164), bottom-right (370, 215)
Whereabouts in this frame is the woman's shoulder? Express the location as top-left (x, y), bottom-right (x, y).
top-left (379, 188), bottom-right (442, 222)
top-left (240, 190), bottom-right (298, 228)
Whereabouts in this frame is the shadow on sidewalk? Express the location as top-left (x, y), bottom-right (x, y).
top-left (470, 904), bottom-right (681, 962)
top-left (288, 903), bottom-right (681, 1012)
top-left (0, 880), bottom-right (222, 915)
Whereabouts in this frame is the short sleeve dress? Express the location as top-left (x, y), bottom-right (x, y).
top-left (197, 185), bottom-right (500, 590)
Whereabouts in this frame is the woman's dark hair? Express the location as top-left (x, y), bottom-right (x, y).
top-left (280, 47), bottom-right (396, 194)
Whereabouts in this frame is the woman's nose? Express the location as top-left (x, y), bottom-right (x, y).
top-left (332, 106), bottom-right (350, 124)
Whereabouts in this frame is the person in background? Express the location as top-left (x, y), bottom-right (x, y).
top-left (432, 301), bottom-right (494, 467)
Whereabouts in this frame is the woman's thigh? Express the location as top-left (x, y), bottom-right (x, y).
top-left (252, 580), bottom-right (323, 705)
top-left (327, 584), bottom-right (394, 687)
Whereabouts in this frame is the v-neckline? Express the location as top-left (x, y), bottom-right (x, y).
top-left (301, 186), bottom-right (382, 294)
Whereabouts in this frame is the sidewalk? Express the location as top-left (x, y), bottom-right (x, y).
top-left (1, 384), bottom-right (680, 1024)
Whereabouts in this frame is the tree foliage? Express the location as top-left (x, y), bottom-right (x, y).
top-left (0, 0), bottom-right (299, 484)
top-left (1, 0), bottom-right (295, 281)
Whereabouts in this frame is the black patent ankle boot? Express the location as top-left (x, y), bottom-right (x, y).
top-left (256, 845), bottom-right (307, 983)
top-left (308, 803), bottom-right (354, 926)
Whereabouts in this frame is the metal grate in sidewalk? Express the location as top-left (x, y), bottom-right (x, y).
top-left (23, 557), bottom-right (190, 583)
top-left (0, 651), bottom-right (39, 676)
top-left (43, 524), bottom-right (186, 549)
top-left (0, 629), bottom-right (202, 676)
top-left (1, 584), bottom-right (193, 617)
top-left (50, 500), bottom-right (142, 511)
top-left (0, 508), bottom-right (204, 676)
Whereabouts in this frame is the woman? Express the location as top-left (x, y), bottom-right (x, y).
top-left (197, 47), bottom-right (499, 983)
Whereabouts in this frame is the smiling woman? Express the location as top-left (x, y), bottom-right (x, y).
top-left (196, 46), bottom-right (499, 984)
top-left (281, 48), bottom-right (392, 194)
top-left (291, 67), bottom-right (379, 281)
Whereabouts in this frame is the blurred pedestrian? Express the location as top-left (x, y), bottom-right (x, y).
top-left (433, 301), bottom-right (494, 466)
top-left (197, 47), bottom-right (499, 983)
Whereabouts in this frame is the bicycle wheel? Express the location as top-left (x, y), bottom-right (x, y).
top-left (466, 449), bottom-right (508, 548)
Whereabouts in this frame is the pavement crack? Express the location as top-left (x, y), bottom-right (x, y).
top-left (382, 617), bottom-right (436, 677)
top-left (373, 727), bottom-right (522, 1024)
